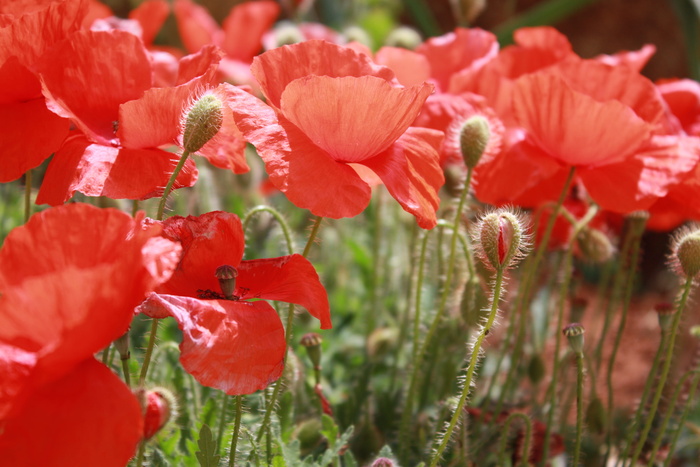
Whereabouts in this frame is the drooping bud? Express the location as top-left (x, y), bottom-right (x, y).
top-left (527, 353), bottom-right (546, 385)
top-left (300, 332), bottom-right (323, 371)
top-left (563, 323), bottom-right (585, 355)
top-left (475, 208), bottom-right (530, 272)
top-left (182, 93), bottom-right (223, 153)
top-left (459, 116), bottom-right (490, 169)
top-left (671, 226), bottom-right (700, 278)
top-left (655, 302), bottom-right (676, 333)
top-left (576, 227), bottom-right (615, 263)
top-left (114, 329), bottom-right (130, 361)
top-left (215, 265), bottom-right (237, 300)
top-left (384, 26), bottom-right (422, 49)
top-left (141, 388), bottom-right (176, 440)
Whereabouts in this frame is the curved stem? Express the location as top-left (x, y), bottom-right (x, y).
top-left (429, 266), bottom-right (505, 466)
top-left (497, 412), bottom-right (532, 467)
top-left (229, 396), bottom-right (243, 467)
top-left (629, 276), bottom-right (695, 465)
top-left (255, 216), bottom-right (324, 442)
top-left (242, 205), bottom-right (294, 255)
top-left (138, 319), bottom-right (159, 386)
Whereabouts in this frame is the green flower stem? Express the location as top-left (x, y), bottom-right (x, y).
top-left (229, 395), bottom-right (243, 467)
top-left (629, 275), bottom-right (695, 465)
top-left (255, 215), bottom-right (323, 443)
top-left (242, 205), bottom-right (294, 255)
top-left (156, 150), bottom-right (191, 221)
top-left (650, 368), bottom-right (700, 464)
top-left (499, 167), bottom-right (576, 405)
top-left (399, 167), bottom-right (474, 462)
top-left (23, 170), bottom-right (31, 223)
top-left (572, 350), bottom-right (585, 467)
top-left (591, 260), bottom-right (616, 372)
top-left (429, 265), bottom-right (506, 467)
top-left (603, 215), bottom-right (647, 463)
top-left (121, 356), bottom-right (131, 388)
top-left (539, 203), bottom-right (598, 465)
top-left (132, 200), bottom-right (140, 217)
top-left (663, 370), bottom-right (700, 466)
top-left (367, 189), bottom-right (384, 337)
top-left (139, 150), bottom-right (192, 388)
top-left (101, 344), bottom-right (111, 365)
top-left (620, 326), bottom-right (669, 461)
top-left (497, 412), bottom-right (532, 467)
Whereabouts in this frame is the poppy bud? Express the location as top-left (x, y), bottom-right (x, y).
top-left (384, 26), bottom-right (422, 49)
top-left (300, 332), bottom-right (323, 371)
top-left (268, 21), bottom-right (305, 47)
top-left (114, 329), bottom-right (130, 361)
top-left (563, 323), bottom-right (585, 355)
top-left (475, 208), bottom-right (529, 272)
top-left (142, 388), bottom-right (176, 440)
top-left (585, 396), bottom-right (606, 435)
top-left (459, 116), bottom-right (490, 169)
top-left (655, 302), bottom-right (675, 333)
top-left (527, 353), bottom-right (546, 385)
top-left (182, 93), bottom-right (223, 153)
top-left (215, 264), bottom-right (237, 300)
top-left (576, 227), bottom-right (615, 263)
top-left (671, 226), bottom-right (700, 278)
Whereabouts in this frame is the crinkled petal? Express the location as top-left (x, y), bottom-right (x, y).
top-left (0, 203), bottom-right (180, 383)
top-left (138, 294), bottom-right (285, 395)
top-left (237, 255), bottom-right (331, 329)
top-left (361, 127), bottom-right (444, 229)
top-left (221, 0), bottom-right (278, 62)
top-left (156, 211), bottom-right (246, 297)
top-left (229, 86), bottom-right (372, 218)
top-left (0, 358), bottom-right (143, 467)
top-left (176, 44), bottom-right (223, 85)
top-left (595, 44), bottom-right (656, 72)
top-left (658, 78), bottom-right (700, 136)
top-left (281, 76), bottom-right (432, 163)
top-left (35, 134), bottom-right (198, 205)
top-left (39, 30), bottom-right (152, 144)
top-left (252, 40), bottom-right (396, 108)
top-left (513, 73), bottom-right (652, 167)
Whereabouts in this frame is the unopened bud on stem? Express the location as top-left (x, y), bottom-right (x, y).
top-left (182, 94), bottom-right (223, 153)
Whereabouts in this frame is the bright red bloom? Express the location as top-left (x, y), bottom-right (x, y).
top-left (0, 0), bottom-right (85, 182)
top-left (174, 0), bottom-right (279, 87)
top-left (229, 40), bottom-right (444, 229)
top-left (0, 203), bottom-right (181, 466)
top-left (35, 29), bottom-right (248, 205)
top-left (137, 211), bottom-right (331, 395)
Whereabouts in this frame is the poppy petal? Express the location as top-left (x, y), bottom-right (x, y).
top-left (229, 86), bottom-right (372, 218)
top-left (39, 30), bottom-right (152, 144)
top-left (237, 254), bottom-right (331, 329)
top-left (374, 46), bottom-right (431, 87)
top-left (129, 0), bottom-right (169, 46)
top-left (281, 75), bottom-right (432, 163)
top-left (138, 294), bottom-right (285, 395)
top-left (361, 127), bottom-right (443, 229)
top-left (251, 40), bottom-right (395, 108)
top-left (221, 0), bottom-right (278, 62)
top-left (0, 358), bottom-right (143, 467)
top-left (173, 0), bottom-right (223, 54)
top-left (512, 73), bottom-right (652, 167)
top-left (155, 211), bottom-right (246, 297)
top-left (35, 135), bottom-right (198, 205)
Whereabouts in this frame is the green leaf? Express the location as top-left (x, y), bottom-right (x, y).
top-left (319, 414), bottom-right (339, 449)
top-left (195, 424), bottom-right (221, 467)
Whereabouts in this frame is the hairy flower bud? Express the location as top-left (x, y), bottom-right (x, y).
top-left (371, 458), bottom-right (396, 467)
top-left (474, 208), bottom-right (529, 271)
top-left (141, 388), bottom-right (176, 440)
top-left (576, 227), bottom-right (615, 263)
top-left (563, 323), bottom-right (585, 355)
top-left (459, 116), bottom-right (490, 169)
top-left (182, 94), bottom-right (223, 153)
top-left (671, 226), bottom-right (700, 278)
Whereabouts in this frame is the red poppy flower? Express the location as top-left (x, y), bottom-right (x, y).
top-left (137, 211), bottom-right (331, 395)
top-left (0, 203), bottom-right (182, 466)
top-left (0, 0), bottom-right (85, 182)
top-left (228, 40), bottom-right (444, 229)
top-left (35, 29), bottom-right (248, 205)
top-left (174, 0), bottom-right (279, 87)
